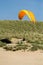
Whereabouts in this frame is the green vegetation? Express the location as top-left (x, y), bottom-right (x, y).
top-left (0, 20), bottom-right (43, 51)
top-left (3, 41), bottom-right (28, 51)
top-left (0, 41), bottom-right (6, 47)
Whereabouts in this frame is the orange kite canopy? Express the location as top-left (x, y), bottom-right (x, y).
top-left (18, 10), bottom-right (36, 23)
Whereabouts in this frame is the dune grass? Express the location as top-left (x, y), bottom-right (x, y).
top-left (0, 20), bottom-right (43, 51)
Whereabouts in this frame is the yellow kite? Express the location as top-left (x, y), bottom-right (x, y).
top-left (18, 10), bottom-right (36, 23)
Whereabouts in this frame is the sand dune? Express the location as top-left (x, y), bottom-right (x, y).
top-left (0, 48), bottom-right (43, 65)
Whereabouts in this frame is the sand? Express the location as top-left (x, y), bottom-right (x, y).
top-left (0, 48), bottom-right (43, 65)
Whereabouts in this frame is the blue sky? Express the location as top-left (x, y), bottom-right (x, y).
top-left (0, 0), bottom-right (43, 21)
